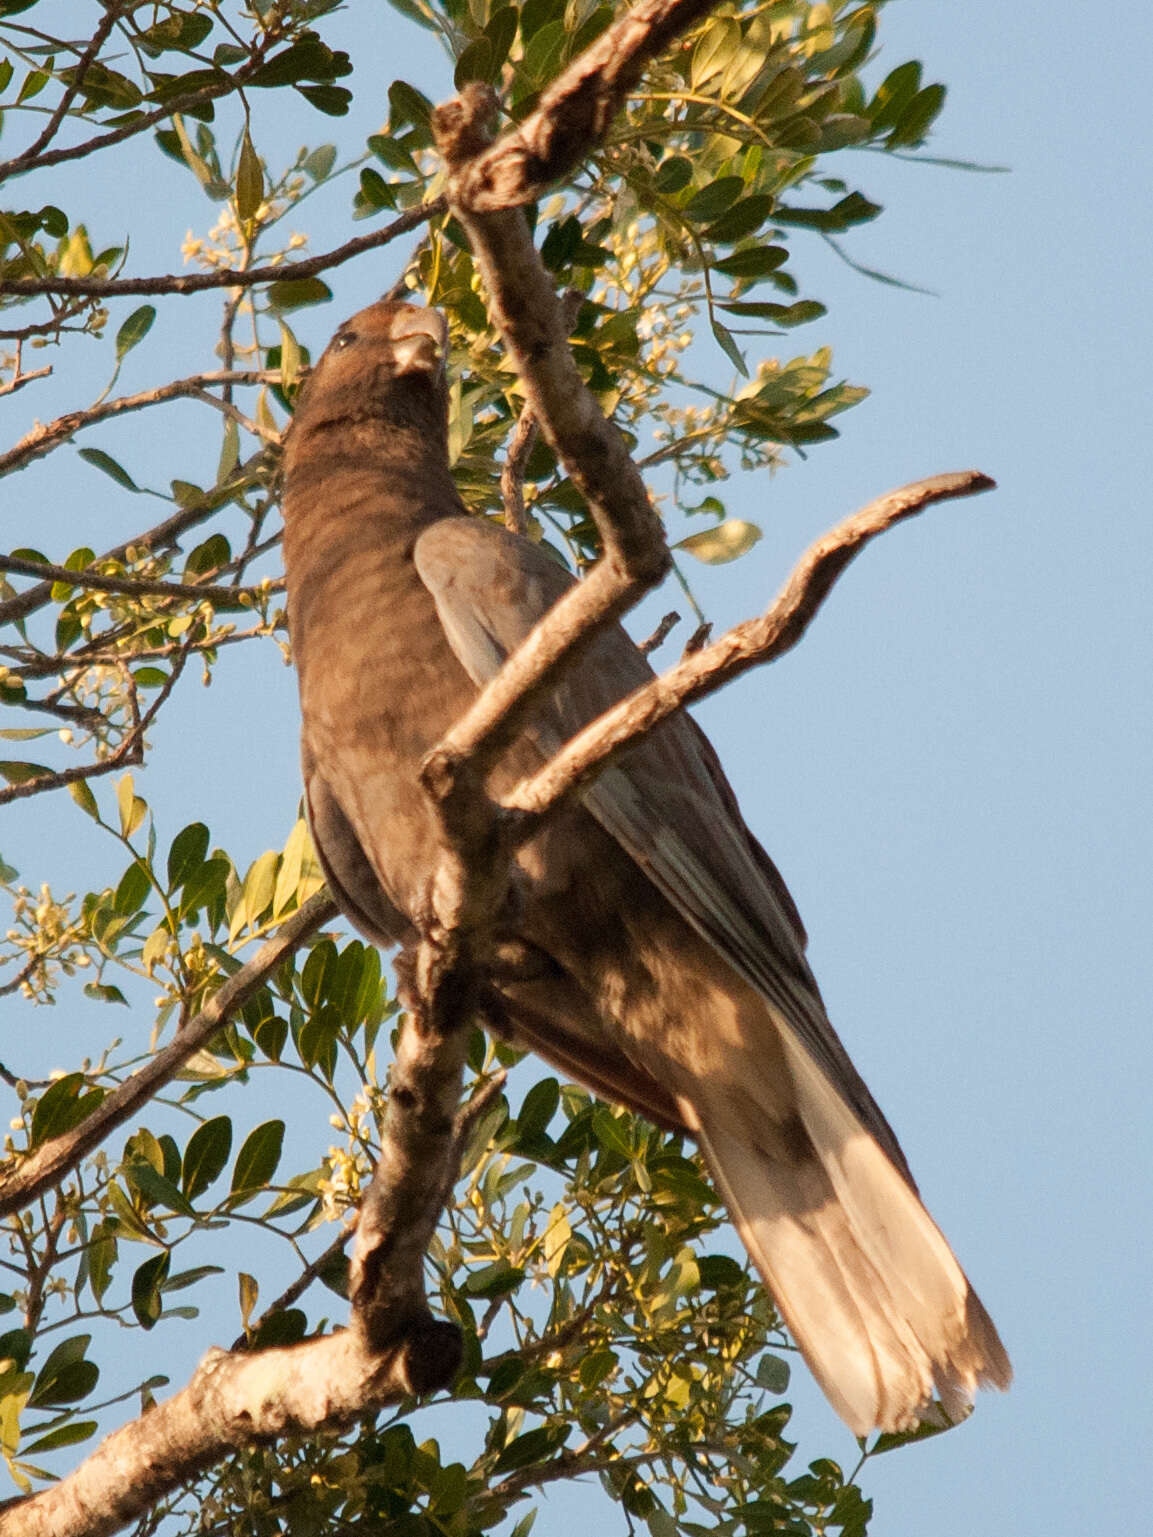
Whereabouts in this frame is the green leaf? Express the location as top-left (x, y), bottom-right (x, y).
top-left (516, 1077), bottom-right (559, 1143)
top-left (720, 298), bottom-right (826, 326)
top-left (677, 518), bottom-right (762, 565)
top-left (683, 176), bottom-right (745, 223)
top-left (125, 1160), bottom-right (196, 1216)
top-left (162, 1264), bottom-right (224, 1294)
top-left (235, 127), bottom-right (264, 220)
top-left (590, 1106), bottom-right (633, 1158)
top-left (302, 143), bottom-right (337, 181)
top-left (697, 1253), bottom-right (746, 1289)
top-left (82, 980), bottom-right (129, 1006)
top-left (654, 156), bottom-right (693, 194)
top-left (76, 447), bottom-right (142, 492)
top-left (238, 1272), bottom-right (259, 1331)
top-left (28, 1337), bottom-right (99, 1408)
top-left (367, 134), bottom-right (419, 174)
top-left (29, 1075), bottom-right (104, 1148)
top-left (691, 17), bottom-right (741, 88)
top-left (774, 191), bottom-right (881, 231)
top-left (710, 318), bottom-right (747, 376)
top-left (167, 822), bottom-right (210, 889)
top-left (177, 856), bottom-right (230, 917)
top-left (131, 1252), bottom-right (170, 1329)
top-left (870, 1410), bottom-right (958, 1454)
top-left (297, 84), bottom-right (352, 116)
top-left (493, 1424), bottom-right (566, 1473)
top-left (115, 305), bottom-right (155, 363)
top-left (0, 761), bottom-right (48, 786)
top-left (357, 167), bottom-right (397, 213)
top-left (267, 277), bottom-right (333, 311)
top-left (181, 1115), bottom-right (233, 1199)
top-left (22, 1421), bottom-right (98, 1455)
top-left (230, 1119), bottom-right (285, 1195)
top-left (463, 1260), bottom-right (525, 1299)
top-left (705, 194), bottom-right (775, 245)
top-left (714, 245), bottom-right (790, 280)
top-left (113, 860), bottom-right (151, 916)
top-left (455, 37), bottom-right (494, 87)
top-left (890, 83), bottom-right (947, 147)
top-left (868, 59), bottom-right (922, 132)
top-left (755, 1353), bottom-right (791, 1393)
top-left (69, 780), bottom-right (99, 820)
top-left (388, 80), bottom-right (434, 135)
top-left (85, 1224), bottom-right (116, 1304)
top-left (116, 774), bottom-right (147, 837)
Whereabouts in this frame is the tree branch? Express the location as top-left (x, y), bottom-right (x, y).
top-left (0, 372), bottom-right (276, 481)
top-left (0, 448), bottom-right (275, 629)
top-left (0, 553), bottom-right (282, 609)
top-left (427, 88), bottom-right (676, 795)
top-left (0, 200), bottom-right (446, 300)
top-left (0, 647), bottom-right (188, 807)
top-left (0, 1324), bottom-right (456, 1537)
top-left (7, 4), bottom-right (126, 173)
top-left (504, 473), bottom-right (997, 821)
top-left (447, 0), bottom-right (723, 211)
top-left (0, 910), bottom-right (503, 1537)
top-left (0, 33), bottom-right (278, 185)
top-left (0, 893), bottom-right (336, 1219)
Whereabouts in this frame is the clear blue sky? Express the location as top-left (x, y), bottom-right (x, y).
top-left (3, 3), bottom-right (1149, 1533)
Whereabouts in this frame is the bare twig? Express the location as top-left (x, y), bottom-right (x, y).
top-left (0, 645), bottom-right (186, 807)
top-left (437, 88), bottom-right (666, 579)
top-left (0, 200), bottom-right (447, 300)
top-left (0, 308), bottom-right (95, 342)
top-left (499, 409), bottom-right (538, 537)
top-left (234, 1225), bottom-right (354, 1349)
top-left (0, 371), bottom-right (276, 481)
top-left (499, 287), bottom-right (586, 535)
top-left (0, 365), bottom-right (52, 399)
top-left (503, 473), bottom-right (997, 823)
top-left (639, 610), bottom-right (681, 656)
top-left (682, 619), bottom-right (712, 656)
top-left (0, 954), bottom-right (41, 1001)
top-left (427, 89), bottom-right (672, 795)
top-left (0, 892), bottom-right (337, 1219)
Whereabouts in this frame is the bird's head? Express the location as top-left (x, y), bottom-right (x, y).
top-left (289, 301), bottom-right (450, 445)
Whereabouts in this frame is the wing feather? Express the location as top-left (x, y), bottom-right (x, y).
top-left (413, 517), bottom-right (911, 1176)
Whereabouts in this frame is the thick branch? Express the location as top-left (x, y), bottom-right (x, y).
top-left (448, 0), bottom-right (722, 211)
top-left (428, 88), bottom-right (678, 785)
top-left (0, 903), bottom-right (510, 1537)
top-left (0, 893), bottom-right (336, 1218)
top-left (0, 200), bottom-right (445, 300)
top-left (435, 87), bottom-right (666, 580)
top-left (0, 1325), bottom-right (458, 1537)
top-left (505, 473), bottom-right (997, 821)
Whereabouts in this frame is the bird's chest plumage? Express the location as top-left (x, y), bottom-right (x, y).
top-left (285, 488), bottom-right (475, 924)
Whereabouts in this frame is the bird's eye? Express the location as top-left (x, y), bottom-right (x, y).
top-left (333, 329), bottom-right (358, 351)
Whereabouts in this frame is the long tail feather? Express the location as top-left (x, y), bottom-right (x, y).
top-left (690, 1029), bottom-right (1011, 1435)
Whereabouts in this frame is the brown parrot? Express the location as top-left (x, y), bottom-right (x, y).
top-left (280, 299), bottom-right (1010, 1436)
